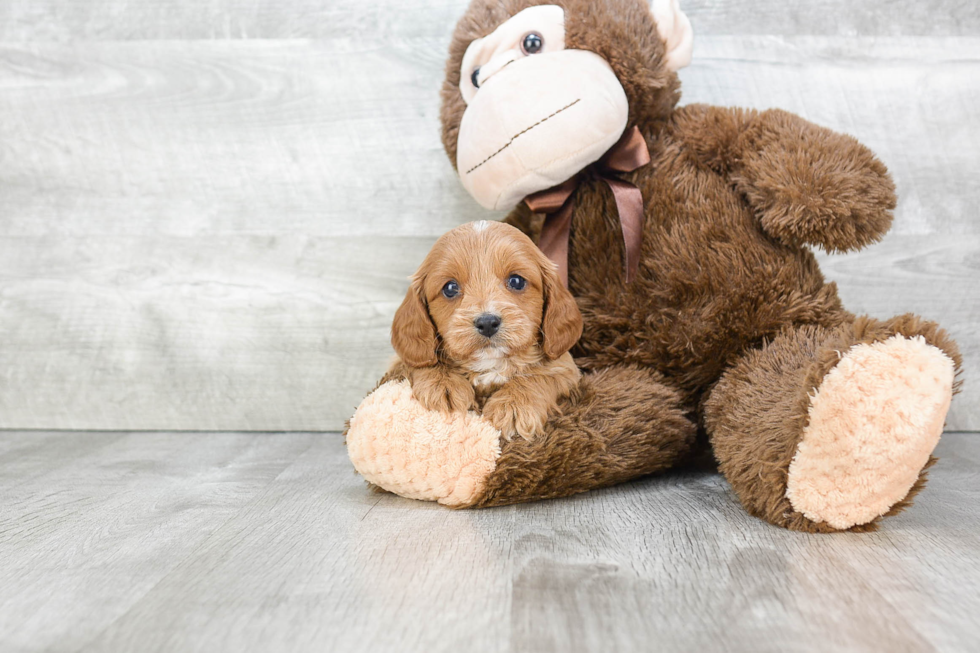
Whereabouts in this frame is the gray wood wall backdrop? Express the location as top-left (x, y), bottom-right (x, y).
top-left (0, 0), bottom-right (977, 431)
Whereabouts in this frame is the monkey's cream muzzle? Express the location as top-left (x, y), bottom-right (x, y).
top-left (455, 5), bottom-right (628, 211)
top-left (455, 2), bottom-right (693, 212)
top-left (457, 50), bottom-right (629, 211)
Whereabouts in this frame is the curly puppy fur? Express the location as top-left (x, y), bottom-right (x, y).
top-left (428, 0), bottom-right (962, 531)
top-left (389, 220), bottom-right (583, 440)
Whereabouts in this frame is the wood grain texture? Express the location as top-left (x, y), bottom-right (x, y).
top-left (0, 236), bottom-right (429, 430)
top-left (0, 40), bottom-right (485, 239)
top-left (1, 0), bottom-right (977, 41)
top-left (0, 431), bottom-right (320, 653)
top-left (0, 24), bottom-right (977, 428)
top-left (815, 236), bottom-right (980, 433)
top-left (0, 430), bottom-right (978, 653)
top-left (684, 0), bottom-right (980, 36)
top-left (0, 0), bottom-right (472, 42)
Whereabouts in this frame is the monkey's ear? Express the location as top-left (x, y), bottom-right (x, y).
top-left (391, 275), bottom-right (439, 367)
top-left (651, 0), bottom-right (694, 72)
top-left (540, 260), bottom-right (583, 360)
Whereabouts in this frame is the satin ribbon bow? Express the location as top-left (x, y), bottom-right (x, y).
top-left (524, 125), bottom-right (651, 287)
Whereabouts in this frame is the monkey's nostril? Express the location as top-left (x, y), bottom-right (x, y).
top-left (474, 313), bottom-right (502, 338)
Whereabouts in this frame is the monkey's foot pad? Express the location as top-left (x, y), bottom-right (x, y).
top-left (786, 335), bottom-right (955, 529)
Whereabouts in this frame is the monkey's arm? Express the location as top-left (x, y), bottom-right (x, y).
top-left (677, 105), bottom-right (896, 252)
top-left (346, 365), bottom-right (696, 509)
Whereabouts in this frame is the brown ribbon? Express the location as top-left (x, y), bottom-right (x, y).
top-left (525, 125), bottom-right (651, 287)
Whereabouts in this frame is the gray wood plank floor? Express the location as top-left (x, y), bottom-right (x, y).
top-left (1, 431), bottom-right (978, 653)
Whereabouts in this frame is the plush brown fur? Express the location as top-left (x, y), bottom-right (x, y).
top-left (470, 364), bottom-right (697, 507)
top-left (390, 221), bottom-right (583, 439)
top-left (425, 0), bottom-right (962, 531)
top-left (357, 363), bottom-right (697, 507)
top-left (703, 319), bottom-right (960, 532)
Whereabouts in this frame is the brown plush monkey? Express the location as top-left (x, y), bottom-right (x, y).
top-left (347, 0), bottom-right (962, 532)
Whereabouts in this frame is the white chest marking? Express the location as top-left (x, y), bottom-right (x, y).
top-left (468, 348), bottom-right (510, 387)
top-left (474, 370), bottom-right (509, 388)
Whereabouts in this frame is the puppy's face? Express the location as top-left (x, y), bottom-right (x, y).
top-left (392, 221), bottom-right (582, 368)
top-left (425, 221), bottom-right (545, 365)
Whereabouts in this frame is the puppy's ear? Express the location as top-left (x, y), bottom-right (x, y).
top-left (391, 275), bottom-right (438, 367)
top-left (540, 260), bottom-right (583, 360)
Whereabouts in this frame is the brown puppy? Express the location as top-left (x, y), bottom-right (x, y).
top-left (389, 220), bottom-right (582, 439)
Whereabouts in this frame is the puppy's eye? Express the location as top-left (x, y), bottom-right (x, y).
top-left (521, 32), bottom-right (544, 55)
top-left (506, 274), bottom-right (526, 291)
top-left (442, 280), bottom-right (460, 299)
top-left (471, 68), bottom-right (480, 89)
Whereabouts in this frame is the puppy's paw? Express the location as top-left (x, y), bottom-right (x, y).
top-left (482, 394), bottom-right (549, 441)
top-left (409, 367), bottom-right (477, 414)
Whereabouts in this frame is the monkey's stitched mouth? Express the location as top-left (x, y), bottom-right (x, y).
top-left (464, 98), bottom-right (581, 175)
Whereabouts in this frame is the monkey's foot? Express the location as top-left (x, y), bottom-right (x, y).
top-left (346, 379), bottom-right (501, 507)
top-left (786, 335), bottom-right (955, 530)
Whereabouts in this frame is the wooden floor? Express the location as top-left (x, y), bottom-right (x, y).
top-left (1, 432), bottom-right (977, 653)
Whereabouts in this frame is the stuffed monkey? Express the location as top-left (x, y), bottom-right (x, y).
top-left (347, 0), bottom-right (961, 532)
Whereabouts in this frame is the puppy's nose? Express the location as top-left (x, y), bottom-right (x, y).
top-left (474, 313), bottom-right (502, 338)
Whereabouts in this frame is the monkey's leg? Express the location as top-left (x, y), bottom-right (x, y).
top-left (345, 365), bottom-right (696, 508)
top-left (471, 365), bottom-right (696, 507)
top-left (703, 317), bottom-right (960, 532)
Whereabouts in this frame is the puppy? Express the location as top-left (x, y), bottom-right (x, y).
top-left (389, 220), bottom-right (583, 440)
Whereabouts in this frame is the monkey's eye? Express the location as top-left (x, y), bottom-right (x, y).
top-left (442, 280), bottom-right (460, 299)
top-left (470, 67), bottom-right (480, 89)
top-left (521, 32), bottom-right (544, 55)
top-left (506, 274), bottom-right (526, 292)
